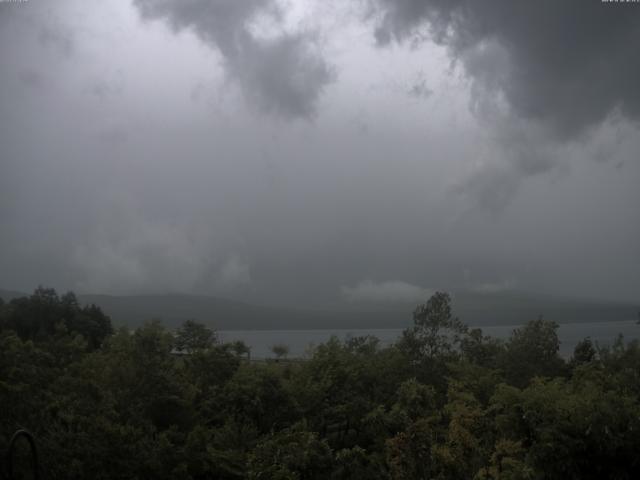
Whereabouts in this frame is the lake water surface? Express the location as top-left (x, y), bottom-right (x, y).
top-left (219, 320), bottom-right (639, 359)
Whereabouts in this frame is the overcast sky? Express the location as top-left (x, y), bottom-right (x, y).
top-left (1, 0), bottom-right (639, 306)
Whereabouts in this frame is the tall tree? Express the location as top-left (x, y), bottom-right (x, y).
top-left (174, 319), bottom-right (217, 353)
top-left (502, 317), bottom-right (566, 387)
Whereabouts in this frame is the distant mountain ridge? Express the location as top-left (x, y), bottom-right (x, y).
top-left (1, 288), bottom-right (637, 330)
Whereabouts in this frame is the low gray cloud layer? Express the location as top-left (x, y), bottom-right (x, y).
top-left (0, 0), bottom-right (638, 305)
top-left (342, 280), bottom-right (434, 303)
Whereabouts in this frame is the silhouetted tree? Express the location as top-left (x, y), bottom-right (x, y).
top-left (271, 343), bottom-right (290, 360)
top-left (175, 319), bottom-right (217, 353)
top-left (501, 317), bottom-right (566, 387)
top-left (571, 336), bottom-right (597, 367)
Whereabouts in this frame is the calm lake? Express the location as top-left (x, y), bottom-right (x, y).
top-left (219, 320), bottom-right (640, 359)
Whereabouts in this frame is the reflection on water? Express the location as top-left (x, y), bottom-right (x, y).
top-left (219, 320), bottom-right (639, 359)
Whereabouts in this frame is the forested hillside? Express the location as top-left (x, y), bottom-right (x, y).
top-left (1, 287), bottom-right (640, 479)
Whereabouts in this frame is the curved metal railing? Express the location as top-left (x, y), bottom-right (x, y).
top-left (2, 430), bottom-right (39, 480)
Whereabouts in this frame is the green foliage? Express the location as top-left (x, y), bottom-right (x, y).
top-left (229, 340), bottom-right (252, 360)
top-left (402, 291), bottom-right (468, 360)
top-left (175, 319), bottom-right (217, 353)
top-left (0, 287), bottom-right (112, 349)
top-left (489, 377), bottom-right (640, 479)
top-left (223, 364), bottom-right (298, 434)
top-left (461, 328), bottom-right (505, 369)
top-left (501, 317), bottom-right (566, 387)
top-left (571, 336), bottom-right (597, 367)
top-left (596, 336), bottom-right (640, 396)
top-left (332, 446), bottom-right (385, 480)
top-left (247, 425), bottom-right (333, 479)
top-left (1, 288), bottom-right (639, 479)
top-left (271, 343), bottom-right (290, 359)
top-left (474, 439), bottom-right (534, 480)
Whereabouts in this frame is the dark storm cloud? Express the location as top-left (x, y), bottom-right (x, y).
top-left (371, 0), bottom-right (640, 139)
top-left (132, 0), bottom-right (334, 119)
top-left (370, 0), bottom-right (640, 210)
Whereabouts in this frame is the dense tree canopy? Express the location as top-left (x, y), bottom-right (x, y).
top-left (0, 287), bottom-right (112, 349)
top-left (175, 319), bottom-right (218, 354)
top-left (1, 288), bottom-right (639, 479)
